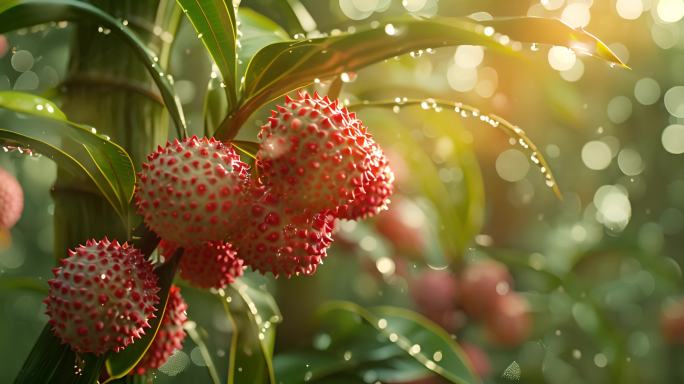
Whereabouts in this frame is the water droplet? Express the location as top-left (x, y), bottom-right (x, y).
top-left (343, 350), bottom-right (352, 361)
top-left (433, 350), bottom-right (443, 362)
top-left (384, 23), bottom-right (397, 36)
top-left (409, 344), bottom-right (421, 355)
top-left (377, 318), bottom-right (387, 329)
top-left (340, 72), bottom-right (357, 83)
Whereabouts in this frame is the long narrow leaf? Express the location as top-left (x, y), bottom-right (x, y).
top-left (348, 98), bottom-right (562, 198)
top-left (103, 249), bottom-right (182, 382)
top-left (0, 91), bottom-right (136, 220)
top-left (0, 0), bottom-right (187, 138)
top-left (240, 0), bottom-right (308, 36)
top-left (177, 0), bottom-right (238, 110)
top-left (219, 279), bottom-right (281, 384)
top-left (217, 16), bottom-right (625, 139)
top-left (275, 301), bottom-right (480, 384)
top-left (237, 9), bottom-right (289, 80)
top-left (14, 326), bottom-right (106, 384)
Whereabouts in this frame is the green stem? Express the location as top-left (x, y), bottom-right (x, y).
top-left (53, 0), bottom-right (179, 255)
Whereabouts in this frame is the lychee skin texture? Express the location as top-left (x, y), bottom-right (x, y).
top-left (133, 285), bottom-right (187, 375)
top-left (257, 91), bottom-right (393, 216)
top-left (232, 188), bottom-right (335, 278)
top-left (160, 240), bottom-right (243, 289)
top-left (45, 238), bottom-right (159, 355)
top-left (336, 141), bottom-right (394, 220)
top-left (0, 167), bottom-right (24, 229)
top-left (135, 136), bottom-right (250, 247)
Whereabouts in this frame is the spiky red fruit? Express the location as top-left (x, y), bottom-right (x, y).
top-left (135, 136), bottom-right (250, 247)
top-left (336, 140), bottom-right (394, 220)
top-left (459, 260), bottom-right (513, 319)
top-left (231, 188), bottom-right (335, 278)
top-left (256, 91), bottom-right (393, 217)
top-left (134, 285), bottom-right (187, 375)
top-left (0, 167), bottom-right (24, 229)
top-left (45, 238), bottom-right (159, 355)
top-left (160, 240), bottom-right (243, 289)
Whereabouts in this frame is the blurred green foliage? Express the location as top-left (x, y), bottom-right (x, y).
top-left (1, 0), bottom-right (684, 383)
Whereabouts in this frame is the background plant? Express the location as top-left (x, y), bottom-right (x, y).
top-left (1, 0), bottom-right (681, 383)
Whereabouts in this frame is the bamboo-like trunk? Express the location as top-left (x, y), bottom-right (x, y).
top-left (53, 0), bottom-right (179, 254)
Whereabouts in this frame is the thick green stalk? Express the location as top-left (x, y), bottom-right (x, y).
top-left (53, 0), bottom-right (179, 254)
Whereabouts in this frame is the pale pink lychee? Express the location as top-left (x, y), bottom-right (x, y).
top-left (45, 238), bottom-right (159, 355)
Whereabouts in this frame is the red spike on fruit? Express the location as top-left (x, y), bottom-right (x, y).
top-left (44, 238), bottom-right (159, 355)
top-left (231, 186), bottom-right (335, 278)
top-left (133, 285), bottom-right (188, 375)
top-left (335, 140), bottom-right (394, 220)
top-left (159, 240), bottom-right (243, 289)
top-left (256, 92), bottom-right (394, 217)
top-left (0, 167), bottom-right (24, 229)
top-left (135, 136), bottom-right (250, 247)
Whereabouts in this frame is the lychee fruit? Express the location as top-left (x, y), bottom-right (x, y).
top-left (459, 260), bottom-right (513, 319)
top-left (160, 240), bottom-right (243, 289)
top-left (661, 298), bottom-right (684, 344)
top-left (485, 292), bottom-right (532, 347)
top-left (336, 140), bottom-right (394, 220)
top-left (133, 285), bottom-right (187, 375)
top-left (231, 187), bottom-right (335, 278)
top-left (0, 166), bottom-right (24, 230)
top-left (256, 91), bottom-right (393, 217)
top-left (44, 238), bottom-right (159, 355)
top-left (135, 136), bottom-right (250, 247)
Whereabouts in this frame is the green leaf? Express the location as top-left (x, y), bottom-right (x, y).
top-left (0, 0), bottom-right (187, 138)
top-left (350, 101), bottom-right (484, 258)
top-left (0, 91), bottom-right (136, 220)
top-left (184, 321), bottom-right (222, 384)
top-left (231, 140), bottom-right (259, 160)
top-left (349, 98), bottom-right (561, 198)
top-left (103, 250), bottom-right (182, 382)
top-left (275, 301), bottom-right (479, 384)
top-left (218, 16), bottom-right (624, 139)
top-left (177, 0), bottom-right (239, 111)
top-left (219, 279), bottom-right (282, 384)
top-left (240, 0), bottom-right (308, 36)
top-left (237, 9), bottom-right (289, 80)
top-left (14, 325), bottom-right (106, 384)
top-left (484, 17), bottom-right (629, 68)
top-left (204, 76), bottom-right (229, 137)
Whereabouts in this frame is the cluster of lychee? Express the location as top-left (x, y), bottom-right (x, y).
top-left (43, 237), bottom-right (188, 374)
top-left (136, 91), bottom-right (393, 279)
top-left (409, 260), bottom-right (532, 379)
top-left (41, 92), bottom-right (393, 372)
